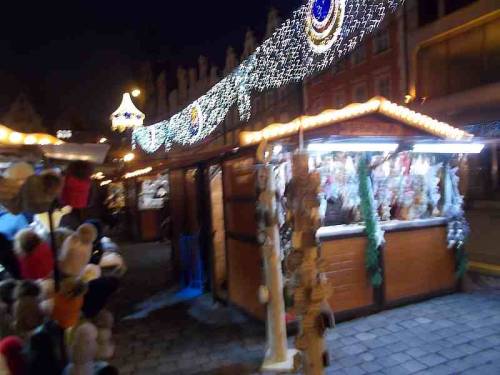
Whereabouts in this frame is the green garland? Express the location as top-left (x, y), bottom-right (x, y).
top-left (358, 156), bottom-right (384, 286)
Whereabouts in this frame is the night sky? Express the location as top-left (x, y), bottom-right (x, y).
top-left (0, 0), bottom-right (302, 133)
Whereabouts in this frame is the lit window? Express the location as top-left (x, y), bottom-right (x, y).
top-left (353, 83), bottom-right (368, 102)
top-left (375, 75), bottom-right (391, 98)
top-left (350, 44), bottom-right (367, 66)
top-left (373, 29), bottom-right (390, 54)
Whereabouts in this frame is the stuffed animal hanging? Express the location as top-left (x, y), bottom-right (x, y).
top-left (52, 277), bottom-right (87, 329)
top-left (61, 161), bottom-right (93, 210)
top-left (12, 280), bottom-right (45, 338)
top-left (59, 223), bottom-right (97, 277)
top-left (93, 310), bottom-right (115, 361)
top-left (63, 322), bottom-right (98, 375)
top-left (0, 336), bottom-right (26, 375)
top-left (14, 228), bottom-right (54, 280)
top-left (25, 320), bottom-right (67, 375)
top-left (1, 172), bottom-right (63, 215)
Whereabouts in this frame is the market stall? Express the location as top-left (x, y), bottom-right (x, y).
top-left (228, 97), bottom-right (482, 320)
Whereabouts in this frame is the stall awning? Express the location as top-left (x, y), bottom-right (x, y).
top-left (240, 97), bottom-right (473, 146)
top-left (463, 121), bottom-right (500, 138)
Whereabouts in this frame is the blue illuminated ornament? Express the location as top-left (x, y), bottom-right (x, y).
top-left (305, 0), bottom-right (345, 53)
top-left (189, 104), bottom-right (203, 137)
top-left (312, 0), bottom-right (332, 22)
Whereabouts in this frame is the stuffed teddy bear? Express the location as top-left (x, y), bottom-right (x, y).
top-left (12, 280), bottom-right (45, 338)
top-left (63, 322), bottom-right (98, 375)
top-left (1, 171), bottom-right (63, 215)
top-left (59, 223), bottom-right (97, 277)
top-left (0, 335), bottom-right (26, 375)
top-left (93, 310), bottom-right (115, 361)
top-left (52, 277), bottom-right (87, 329)
top-left (25, 320), bottom-right (67, 375)
top-left (14, 228), bottom-right (54, 280)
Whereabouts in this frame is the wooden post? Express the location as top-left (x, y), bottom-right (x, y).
top-left (257, 142), bottom-right (297, 372)
top-left (288, 152), bottom-right (334, 375)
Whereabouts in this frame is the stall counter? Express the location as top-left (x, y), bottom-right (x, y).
top-left (316, 217), bottom-right (457, 318)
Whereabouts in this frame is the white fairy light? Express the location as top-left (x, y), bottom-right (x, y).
top-left (133, 0), bottom-right (405, 153)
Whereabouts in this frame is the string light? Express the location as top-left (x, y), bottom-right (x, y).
top-left (0, 124), bottom-right (61, 146)
top-left (124, 167), bottom-right (153, 179)
top-left (240, 97), bottom-right (473, 146)
top-left (111, 93), bottom-right (145, 132)
top-left (123, 152), bottom-right (135, 162)
top-left (132, 0), bottom-right (404, 153)
top-left (100, 179), bottom-right (112, 186)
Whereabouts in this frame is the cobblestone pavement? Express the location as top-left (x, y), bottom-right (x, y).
top-left (111, 243), bottom-right (500, 374)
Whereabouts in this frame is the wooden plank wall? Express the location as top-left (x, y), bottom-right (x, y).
top-left (384, 226), bottom-right (456, 303)
top-left (209, 170), bottom-right (227, 298)
top-left (169, 169), bottom-right (186, 276)
top-left (223, 156), bottom-right (265, 320)
top-left (321, 236), bottom-right (374, 313)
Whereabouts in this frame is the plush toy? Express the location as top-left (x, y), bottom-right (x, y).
top-left (0, 336), bottom-right (26, 375)
top-left (61, 161), bottom-right (93, 210)
top-left (0, 233), bottom-right (21, 280)
top-left (93, 310), bottom-right (115, 360)
top-left (82, 277), bottom-right (119, 319)
top-left (14, 228), bottom-right (54, 280)
top-left (0, 279), bottom-right (18, 313)
top-left (99, 252), bottom-right (126, 278)
top-left (52, 277), bottom-right (87, 329)
top-left (37, 278), bottom-right (55, 316)
top-left (25, 320), bottom-right (66, 375)
top-left (59, 223), bottom-right (97, 277)
top-left (1, 172), bottom-right (63, 215)
top-left (12, 280), bottom-right (44, 337)
top-left (63, 322), bottom-right (98, 375)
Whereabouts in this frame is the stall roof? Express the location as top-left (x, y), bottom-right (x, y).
top-left (0, 123), bottom-right (61, 146)
top-left (239, 96), bottom-right (473, 146)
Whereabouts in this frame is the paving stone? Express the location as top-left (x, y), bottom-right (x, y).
top-left (405, 348), bottom-right (428, 359)
top-left (343, 365), bottom-right (367, 375)
top-left (356, 332), bottom-right (377, 341)
top-left (382, 364), bottom-right (413, 375)
top-left (360, 361), bottom-right (383, 373)
top-left (390, 352), bottom-right (412, 364)
top-left (340, 336), bottom-right (359, 345)
top-left (401, 359), bottom-right (427, 373)
top-left (418, 353), bottom-right (447, 367)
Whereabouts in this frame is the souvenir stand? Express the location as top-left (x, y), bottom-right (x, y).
top-left (120, 162), bottom-right (170, 242)
top-left (229, 97), bottom-right (483, 321)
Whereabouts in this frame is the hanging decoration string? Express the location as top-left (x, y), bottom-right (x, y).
top-left (132, 0), bottom-right (405, 153)
top-left (358, 155), bottom-right (384, 286)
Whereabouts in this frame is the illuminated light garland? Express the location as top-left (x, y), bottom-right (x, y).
top-left (132, 0), bottom-right (405, 153)
top-left (111, 93), bottom-right (145, 133)
top-left (0, 124), bottom-right (61, 146)
top-left (124, 167), bottom-right (153, 179)
top-left (239, 97), bottom-right (473, 146)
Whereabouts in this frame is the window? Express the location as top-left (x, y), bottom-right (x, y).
top-left (352, 82), bottom-right (368, 102)
top-left (418, 0), bottom-right (439, 26)
top-left (375, 75), bottom-right (391, 98)
top-left (333, 91), bottom-right (346, 109)
top-left (332, 58), bottom-right (346, 75)
top-left (350, 44), bottom-right (366, 66)
top-left (373, 29), bottom-right (390, 54)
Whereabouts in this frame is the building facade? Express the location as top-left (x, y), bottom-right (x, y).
top-left (303, 13), bottom-right (406, 115)
top-left (405, 0), bottom-right (500, 198)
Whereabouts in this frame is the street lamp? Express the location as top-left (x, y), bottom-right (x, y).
top-left (110, 93), bottom-right (145, 133)
top-left (131, 89), bottom-right (141, 98)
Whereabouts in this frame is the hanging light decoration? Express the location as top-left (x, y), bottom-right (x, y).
top-left (110, 93), bottom-right (145, 133)
top-left (132, 0), bottom-right (405, 153)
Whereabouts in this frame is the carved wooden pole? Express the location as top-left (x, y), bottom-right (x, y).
top-left (288, 152), bottom-right (334, 375)
top-left (256, 142), bottom-right (297, 372)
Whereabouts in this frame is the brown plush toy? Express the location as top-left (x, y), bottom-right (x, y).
top-left (12, 280), bottom-right (44, 338)
top-left (63, 322), bottom-right (98, 375)
top-left (93, 310), bottom-right (115, 360)
top-left (59, 224), bottom-right (97, 277)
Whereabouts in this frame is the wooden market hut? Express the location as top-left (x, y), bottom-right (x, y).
top-left (156, 97), bottom-right (480, 321)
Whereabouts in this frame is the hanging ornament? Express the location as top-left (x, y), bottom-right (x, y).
top-left (111, 93), bottom-right (145, 133)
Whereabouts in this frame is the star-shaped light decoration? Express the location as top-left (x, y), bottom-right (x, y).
top-left (110, 93), bottom-right (145, 132)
